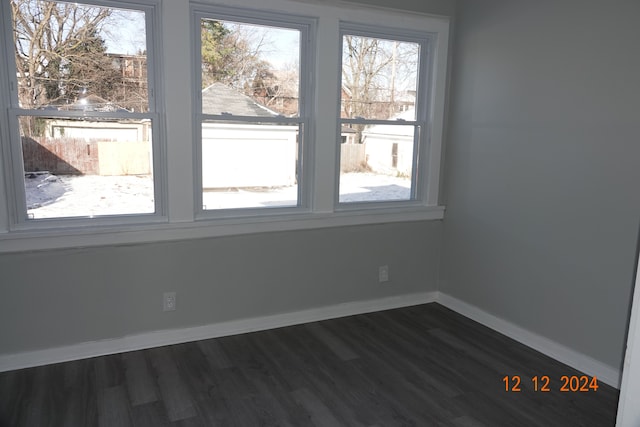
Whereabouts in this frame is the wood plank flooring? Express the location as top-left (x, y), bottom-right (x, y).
top-left (0, 303), bottom-right (620, 426)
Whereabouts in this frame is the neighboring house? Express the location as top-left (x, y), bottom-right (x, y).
top-left (201, 82), bottom-right (297, 189)
top-left (108, 53), bottom-right (147, 82)
top-left (393, 90), bottom-right (416, 114)
top-left (361, 108), bottom-right (415, 176)
top-left (251, 69), bottom-right (299, 117)
top-left (106, 53), bottom-right (148, 113)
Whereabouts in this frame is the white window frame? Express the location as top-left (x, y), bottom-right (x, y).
top-left (0, 0), bottom-right (448, 253)
top-left (190, 4), bottom-right (316, 220)
top-left (0, 0), bottom-right (166, 231)
top-left (336, 23), bottom-right (433, 210)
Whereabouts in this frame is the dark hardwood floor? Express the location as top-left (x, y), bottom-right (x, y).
top-left (0, 303), bottom-right (620, 426)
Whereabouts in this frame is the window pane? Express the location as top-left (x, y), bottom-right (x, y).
top-left (20, 116), bottom-right (154, 219)
top-left (341, 35), bottom-right (419, 121)
top-left (11, 0), bottom-right (148, 112)
top-left (201, 19), bottom-right (300, 117)
top-left (339, 124), bottom-right (415, 203)
top-left (201, 121), bottom-right (299, 210)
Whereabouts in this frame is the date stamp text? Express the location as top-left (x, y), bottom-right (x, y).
top-left (502, 375), bottom-right (599, 392)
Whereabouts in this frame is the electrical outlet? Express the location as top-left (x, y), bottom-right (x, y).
top-left (163, 292), bottom-right (176, 311)
top-left (379, 265), bottom-right (389, 282)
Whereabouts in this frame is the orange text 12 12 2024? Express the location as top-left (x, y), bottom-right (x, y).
top-left (502, 375), bottom-right (599, 392)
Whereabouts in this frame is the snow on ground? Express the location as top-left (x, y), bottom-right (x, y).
top-left (25, 172), bottom-right (411, 219)
top-left (202, 173), bottom-right (411, 209)
top-left (25, 173), bottom-right (154, 218)
top-left (338, 172), bottom-right (411, 203)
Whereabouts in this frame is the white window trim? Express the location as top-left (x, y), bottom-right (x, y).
top-left (336, 23), bottom-right (434, 210)
top-left (0, 0), bottom-right (168, 231)
top-left (190, 4), bottom-right (316, 219)
top-left (0, 0), bottom-right (449, 253)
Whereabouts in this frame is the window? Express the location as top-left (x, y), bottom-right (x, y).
top-left (337, 26), bottom-right (429, 206)
top-left (2, 0), bottom-right (162, 223)
top-left (192, 6), bottom-right (313, 215)
top-left (0, 0), bottom-right (449, 251)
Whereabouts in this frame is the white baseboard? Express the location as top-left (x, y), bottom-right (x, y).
top-left (436, 292), bottom-right (622, 389)
top-left (0, 291), bottom-right (438, 373)
top-left (0, 290), bottom-right (622, 390)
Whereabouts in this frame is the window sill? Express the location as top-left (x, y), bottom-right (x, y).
top-left (0, 205), bottom-right (445, 254)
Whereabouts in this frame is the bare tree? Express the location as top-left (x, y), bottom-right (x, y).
top-left (341, 35), bottom-right (419, 142)
top-left (12, 1), bottom-right (114, 108)
top-left (10, 0), bottom-right (152, 135)
top-left (342, 35), bottom-right (394, 120)
top-left (341, 35), bottom-right (395, 142)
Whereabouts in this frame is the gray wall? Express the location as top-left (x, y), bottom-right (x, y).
top-left (0, 221), bottom-right (441, 354)
top-left (292, 0), bottom-right (456, 16)
top-left (441, 0), bottom-right (640, 369)
top-left (349, 0), bottom-right (455, 15)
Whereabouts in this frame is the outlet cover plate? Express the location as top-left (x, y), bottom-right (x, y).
top-left (379, 265), bottom-right (389, 282)
top-left (163, 292), bottom-right (176, 311)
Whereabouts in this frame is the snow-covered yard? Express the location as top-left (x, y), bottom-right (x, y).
top-left (339, 172), bottom-right (411, 203)
top-left (25, 172), bottom-right (411, 219)
top-left (25, 173), bottom-right (155, 218)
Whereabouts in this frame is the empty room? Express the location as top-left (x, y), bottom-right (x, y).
top-left (0, 0), bottom-right (639, 426)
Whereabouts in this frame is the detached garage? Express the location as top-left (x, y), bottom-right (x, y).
top-left (361, 108), bottom-right (415, 177)
top-left (201, 83), bottom-right (297, 189)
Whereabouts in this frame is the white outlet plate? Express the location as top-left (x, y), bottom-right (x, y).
top-left (379, 265), bottom-right (389, 282)
top-left (163, 292), bottom-right (176, 311)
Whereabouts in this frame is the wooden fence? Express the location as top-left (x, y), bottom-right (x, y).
top-left (340, 143), bottom-right (366, 172)
top-left (22, 137), bottom-right (98, 175)
top-left (22, 136), bottom-right (150, 176)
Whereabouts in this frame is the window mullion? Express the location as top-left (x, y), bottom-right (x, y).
top-left (161, 0), bottom-right (194, 223)
top-left (311, 16), bottom-right (341, 213)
